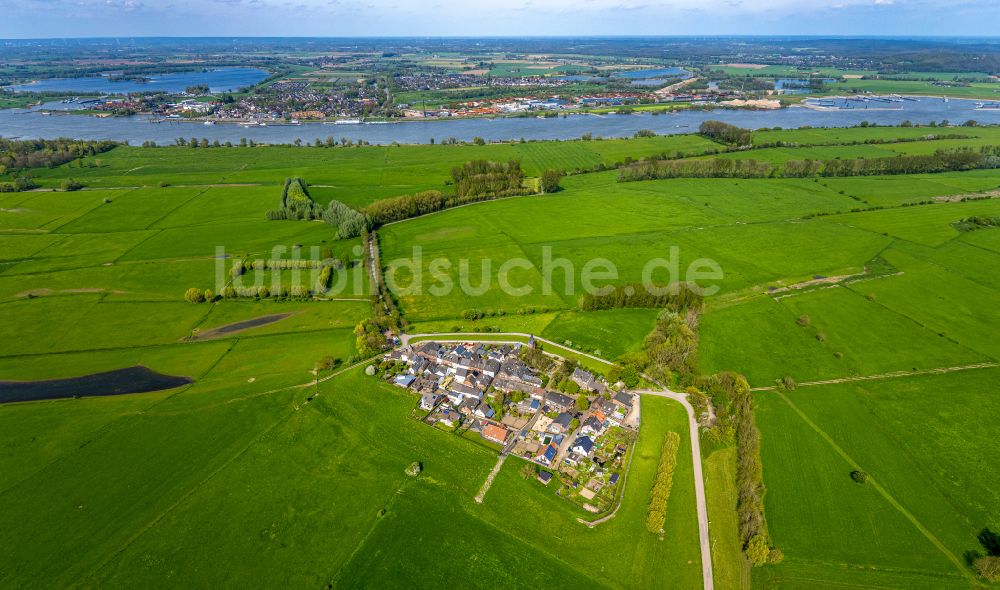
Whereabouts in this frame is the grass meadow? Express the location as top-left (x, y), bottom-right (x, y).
top-left (754, 368), bottom-right (1000, 589)
top-left (3, 126), bottom-right (1000, 588)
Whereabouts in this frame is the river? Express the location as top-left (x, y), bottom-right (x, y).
top-left (1, 96), bottom-right (998, 145)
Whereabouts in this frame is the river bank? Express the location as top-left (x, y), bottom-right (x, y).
top-left (2, 96), bottom-right (999, 145)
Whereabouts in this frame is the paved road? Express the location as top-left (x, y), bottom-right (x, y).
top-left (633, 389), bottom-right (714, 590)
top-left (401, 332), bottom-right (715, 590)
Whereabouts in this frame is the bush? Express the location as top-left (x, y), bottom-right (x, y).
top-left (184, 287), bottom-right (205, 303)
top-left (768, 548), bottom-right (784, 564)
top-left (316, 356), bottom-right (341, 372)
top-left (850, 470), bottom-right (870, 484)
top-left (699, 120), bottom-right (752, 146)
top-left (746, 535), bottom-right (771, 567)
top-left (975, 555), bottom-right (1000, 582)
top-left (404, 461), bottom-right (422, 477)
top-left (61, 178), bottom-right (83, 191)
top-left (540, 169), bottom-right (563, 193)
top-left (796, 314), bottom-right (811, 326)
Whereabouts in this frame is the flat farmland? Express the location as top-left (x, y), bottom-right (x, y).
top-left (3, 126), bottom-right (1000, 589)
top-left (754, 368), bottom-right (1000, 589)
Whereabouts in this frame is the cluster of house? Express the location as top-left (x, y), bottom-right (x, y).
top-left (526, 383), bottom-right (635, 472)
top-left (395, 73), bottom-right (571, 92)
top-left (208, 86), bottom-right (382, 121)
top-left (387, 340), bottom-right (540, 444)
top-left (385, 340), bottom-right (639, 486)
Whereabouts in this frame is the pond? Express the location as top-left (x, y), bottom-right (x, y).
top-left (0, 366), bottom-right (193, 404)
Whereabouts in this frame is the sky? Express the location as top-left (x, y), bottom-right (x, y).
top-left (1, 0), bottom-right (999, 38)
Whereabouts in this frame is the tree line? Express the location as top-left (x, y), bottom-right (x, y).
top-left (617, 146), bottom-right (1000, 182)
top-left (646, 431), bottom-right (680, 534)
top-left (618, 158), bottom-right (772, 181)
top-left (953, 216), bottom-right (1000, 232)
top-left (266, 177), bottom-right (324, 220)
top-left (0, 138), bottom-right (117, 172)
top-left (324, 200), bottom-right (370, 240)
top-left (452, 160), bottom-right (527, 198)
top-left (359, 160), bottom-right (551, 227)
top-left (578, 282), bottom-right (704, 312)
top-left (697, 372), bottom-right (779, 566)
top-left (592, 281), bottom-right (778, 566)
top-left (784, 147), bottom-right (999, 177)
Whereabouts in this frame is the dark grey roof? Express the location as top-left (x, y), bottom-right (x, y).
top-left (573, 436), bottom-right (594, 453)
top-left (546, 391), bottom-right (573, 407)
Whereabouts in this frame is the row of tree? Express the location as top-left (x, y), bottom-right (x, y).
top-left (953, 215), bottom-right (1000, 232)
top-left (451, 160), bottom-right (527, 198)
top-left (367, 230), bottom-right (404, 334)
top-left (324, 199), bottom-right (371, 239)
top-left (266, 177), bottom-right (325, 220)
top-left (0, 138), bottom-right (117, 171)
top-left (360, 164), bottom-right (556, 228)
top-left (578, 282), bottom-right (704, 312)
top-left (695, 371), bottom-right (780, 566)
top-left (785, 147), bottom-right (997, 177)
top-left (617, 146), bottom-right (1000, 182)
top-left (645, 431), bottom-right (680, 534)
top-left (186, 284), bottom-right (315, 301)
top-left (0, 176), bottom-right (38, 192)
top-left (618, 158), bottom-right (772, 181)
top-left (754, 132), bottom-right (972, 150)
top-left (236, 258), bottom-right (342, 273)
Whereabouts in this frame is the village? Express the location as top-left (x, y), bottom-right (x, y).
top-left (374, 338), bottom-right (640, 513)
top-left (53, 72), bottom-right (779, 123)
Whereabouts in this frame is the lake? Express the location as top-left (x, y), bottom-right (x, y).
top-left (8, 67), bottom-right (269, 95)
top-left (614, 67), bottom-right (692, 80)
top-left (1, 96), bottom-right (998, 146)
top-left (775, 78), bottom-right (837, 94)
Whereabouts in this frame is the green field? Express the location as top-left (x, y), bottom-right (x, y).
top-left (4, 125), bottom-right (1000, 588)
top-left (754, 368), bottom-right (1000, 589)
